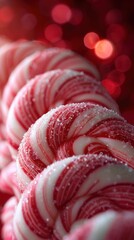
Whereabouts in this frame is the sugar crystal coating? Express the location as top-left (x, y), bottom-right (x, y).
top-left (13, 154), bottom-right (134, 239)
top-left (0, 40), bottom-right (47, 94)
top-left (2, 47), bottom-right (100, 120)
top-left (16, 102), bottom-right (134, 191)
top-left (63, 211), bottom-right (134, 240)
top-left (6, 69), bottom-right (119, 159)
top-left (0, 40), bottom-right (133, 240)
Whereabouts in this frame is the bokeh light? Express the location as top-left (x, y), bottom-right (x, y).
top-left (21, 14), bottom-right (37, 31)
top-left (44, 24), bottom-right (63, 43)
top-left (115, 55), bottom-right (132, 72)
top-left (94, 39), bottom-right (114, 59)
top-left (0, 1), bottom-right (132, 124)
top-left (84, 32), bottom-right (99, 49)
top-left (107, 24), bottom-right (126, 43)
top-left (51, 4), bottom-right (72, 24)
top-left (0, 6), bottom-right (14, 24)
top-left (70, 9), bottom-right (83, 25)
top-left (105, 9), bottom-right (122, 25)
top-left (107, 70), bottom-right (126, 86)
top-left (102, 78), bottom-right (121, 98)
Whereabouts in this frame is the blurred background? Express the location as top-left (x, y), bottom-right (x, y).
top-left (0, 0), bottom-right (133, 123)
top-left (0, 0), bottom-right (134, 236)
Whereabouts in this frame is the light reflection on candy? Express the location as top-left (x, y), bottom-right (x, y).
top-left (94, 39), bottom-right (114, 59)
top-left (51, 4), bottom-right (72, 24)
top-left (44, 24), bottom-right (63, 43)
top-left (84, 32), bottom-right (99, 49)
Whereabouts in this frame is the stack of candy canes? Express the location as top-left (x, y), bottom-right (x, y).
top-left (0, 39), bottom-right (134, 240)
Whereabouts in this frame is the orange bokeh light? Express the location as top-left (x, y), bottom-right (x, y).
top-left (51, 4), bottom-right (72, 24)
top-left (94, 39), bottom-right (114, 59)
top-left (84, 32), bottom-right (99, 49)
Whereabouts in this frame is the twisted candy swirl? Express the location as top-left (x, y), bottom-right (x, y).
top-left (16, 102), bottom-right (134, 191)
top-left (64, 211), bottom-right (134, 240)
top-left (0, 42), bottom-right (134, 240)
top-left (6, 69), bottom-right (118, 159)
top-left (2, 47), bottom-right (100, 120)
top-left (0, 40), bottom-right (47, 94)
top-left (1, 197), bottom-right (17, 239)
top-left (12, 154), bottom-right (134, 239)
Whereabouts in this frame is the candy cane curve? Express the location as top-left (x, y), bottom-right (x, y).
top-left (16, 102), bottom-right (134, 191)
top-left (12, 154), bottom-right (134, 239)
top-left (6, 69), bottom-right (119, 159)
top-left (2, 47), bottom-right (100, 120)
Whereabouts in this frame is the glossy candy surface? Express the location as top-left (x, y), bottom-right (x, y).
top-left (6, 69), bottom-right (118, 159)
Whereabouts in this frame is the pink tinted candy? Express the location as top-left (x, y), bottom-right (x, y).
top-left (2, 48), bottom-right (100, 120)
top-left (0, 40), bottom-right (47, 94)
top-left (1, 197), bottom-right (17, 240)
top-left (0, 141), bottom-right (12, 169)
top-left (17, 102), bottom-right (134, 191)
top-left (6, 69), bottom-right (119, 159)
top-left (63, 211), bottom-right (134, 240)
top-left (13, 154), bottom-right (134, 239)
top-left (0, 162), bottom-right (21, 199)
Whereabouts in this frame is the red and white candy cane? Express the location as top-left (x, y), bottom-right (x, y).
top-left (2, 47), bottom-right (100, 120)
top-left (0, 141), bottom-right (12, 169)
top-left (1, 196), bottom-right (17, 240)
top-left (0, 39), bottom-right (133, 240)
top-left (6, 69), bottom-right (119, 159)
top-left (12, 154), bottom-right (134, 239)
top-left (0, 36), bottom-right (10, 47)
top-left (0, 162), bottom-right (21, 199)
top-left (16, 102), bottom-right (134, 191)
top-left (0, 40), bottom-right (47, 95)
top-left (63, 211), bottom-right (134, 240)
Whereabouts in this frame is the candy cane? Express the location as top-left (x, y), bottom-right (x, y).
top-left (2, 47), bottom-right (100, 120)
top-left (16, 102), bottom-right (134, 191)
top-left (6, 69), bottom-right (118, 159)
top-left (12, 154), bottom-right (134, 239)
top-left (0, 40), bottom-right (47, 95)
top-left (63, 210), bottom-right (134, 240)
